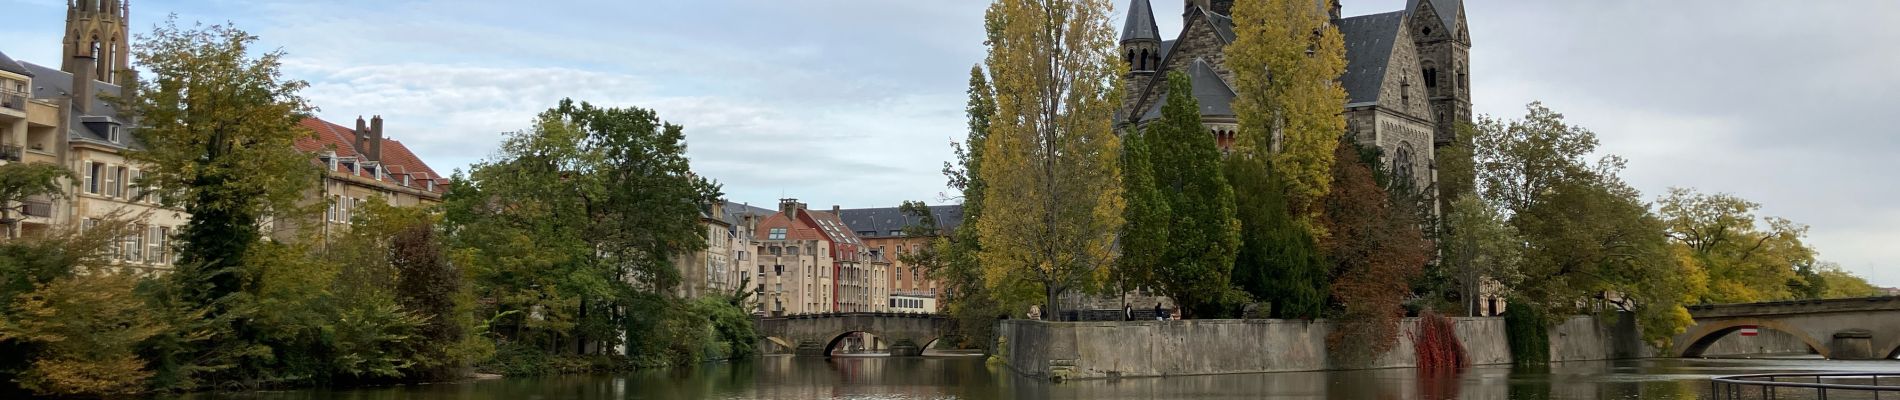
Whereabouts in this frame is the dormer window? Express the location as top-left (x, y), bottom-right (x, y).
top-left (401, 175), bottom-right (412, 187)
top-left (106, 125), bottom-right (120, 142)
top-left (319, 152), bottom-right (336, 171)
top-left (426, 180), bottom-right (436, 191)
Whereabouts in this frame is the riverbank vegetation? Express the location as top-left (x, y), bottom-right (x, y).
top-left (917, 0), bottom-right (1885, 368)
top-left (0, 21), bottom-right (757, 397)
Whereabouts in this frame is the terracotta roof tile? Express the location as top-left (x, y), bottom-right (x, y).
top-left (295, 116), bottom-right (449, 194)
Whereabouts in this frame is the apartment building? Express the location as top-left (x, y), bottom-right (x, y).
top-left (837, 204), bottom-right (963, 313)
top-left (748, 199), bottom-right (887, 315)
top-left (281, 116), bottom-right (448, 241)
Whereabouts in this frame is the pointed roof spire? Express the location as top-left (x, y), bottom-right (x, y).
top-left (1121, 0), bottom-right (1161, 43)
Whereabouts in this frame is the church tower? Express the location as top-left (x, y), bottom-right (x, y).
top-left (1119, 0), bottom-right (1162, 122)
top-left (1408, 0), bottom-right (1469, 147)
top-left (62, 0), bottom-right (131, 85)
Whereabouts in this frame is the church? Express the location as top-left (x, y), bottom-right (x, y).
top-left (1116, 0), bottom-right (1471, 193)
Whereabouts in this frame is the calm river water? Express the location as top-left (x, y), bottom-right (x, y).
top-left (175, 355), bottom-right (1900, 399)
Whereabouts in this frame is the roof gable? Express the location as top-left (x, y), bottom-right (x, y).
top-left (1140, 58), bottom-right (1237, 121)
top-left (1405, 0), bottom-right (1462, 35)
top-left (1339, 11), bottom-right (1405, 106)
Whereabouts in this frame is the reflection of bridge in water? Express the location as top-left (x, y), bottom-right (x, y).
top-left (1675, 296), bottom-right (1900, 360)
top-left (758, 312), bottom-right (950, 357)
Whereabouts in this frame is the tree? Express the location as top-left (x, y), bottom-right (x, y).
top-left (1472, 103), bottom-right (1692, 348)
top-left (1116, 126), bottom-right (1167, 316)
top-left (1657, 187), bottom-right (1815, 304)
top-left (444, 99), bottom-right (718, 360)
top-left (1812, 262), bottom-right (1882, 299)
top-left (0, 271), bottom-right (167, 396)
top-left (0, 163), bottom-right (72, 238)
top-left (922, 66), bottom-right (1011, 348)
top-left (1144, 71), bottom-right (1240, 318)
top-left (124, 19), bottom-right (318, 318)
top-left (1225, 0), bottom-right (1350, 225)
top-left (1228, 155), bottom-right (1327, 319)
top-left (976, 0), bottom-right (1125, 320)
top-left (1321, 140), bottom-right (1430, 363)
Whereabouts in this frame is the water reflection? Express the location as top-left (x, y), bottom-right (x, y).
top-left (173, 356), bottom-right (1898, 399)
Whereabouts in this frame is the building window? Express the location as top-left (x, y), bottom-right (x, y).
top-left (768, 227), bottom-right (786, 240)
top-left (787, 246), bottom-right (799, 256)
top-left (85, 162), bottom-right (101, 194)
top-left (105, 166), bottom-right (122, 198)
top-left (147, 226), bottom-right (165, 265)
top-left (1423, 66), bottom-right (1438, 89)
top-left (106, 125), bottom-right (120, 143)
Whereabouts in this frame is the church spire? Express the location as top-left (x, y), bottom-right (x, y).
top-left (62, 0), bottom-right (130, 85)
top-left (1121, 0), bottom-right (1160, 44)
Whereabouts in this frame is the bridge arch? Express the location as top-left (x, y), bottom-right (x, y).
top-left (757, 312), bottom-right (951, 357)
top-left (1673, 318), bottom-right (1827, 359)
top-left (819, 330), bottom-right (942, 356)
top-left (1886, 337), bottom-right (1900, 360)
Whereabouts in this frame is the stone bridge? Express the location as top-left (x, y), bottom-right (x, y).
top-left (758, 312), bottom-right (950, 357)
top-left (1673, 296), bottom-right (1900, 360)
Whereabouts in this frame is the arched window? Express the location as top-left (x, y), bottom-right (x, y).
top-left (1393, 143), bottom-right (1416, 184)
top-left (1139, 49), bottom-right (1150, 70)
top-left (1458, 69), bottom-right (1468, 90)
top-left (1128, 50), bottom-right (1136, 67)
top-left (1422, 61), bottom-right (1439, 89)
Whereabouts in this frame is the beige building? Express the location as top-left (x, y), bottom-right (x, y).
top-left (3, 1), bottom-right (189, 273)
top-left (836, 205), bottom-right (965, 313)
top-left (675, 201), bottom-right (737, 299)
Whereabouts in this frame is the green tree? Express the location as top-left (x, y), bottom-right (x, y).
top-left (1812, 262), bottom-right (1882, 299)
top-left (1144, 71), bottom-right (1240, 318)
top-left (1116, 127), bottom-right (1167, 316)
top-left (921, 66), bottom-right (1011, 348)
top-left (1473, 103), bottom-right (1691, 348)
top-left (1225, 0), bottom-right (1349, 224)
top-left (1657, 187), bottom-right (1815, 304)
top-left (976, 0), bottom-right (1125, 320)
top-left (124, 19), bottom-right (318, 320)
top-left (1228, 155), bottom-right (1327, 319)
top-left (445, 99), bottom-right (718, 363)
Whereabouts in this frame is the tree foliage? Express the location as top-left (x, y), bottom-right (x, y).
top-left (1144, 71), bottom-right (1241, 318)
top-left (920, 66), bottom-right (1012, 349)
top-left (1228, 154), bottom-right (1327, 319)
top-left (444, 98), bottom-right (719, 364)
top-left (1225, 0), bottom-right (1349, 224)
top-left (1321, 140), bottom-right (1429, 363)
top-left (976, 0), bottom-right (1125, 319)
top-left (125, 19), bottom-right (319, 319)
top-left (1472, 103), bottom-right (1691, 348)
top-left (1116, 127), bottom-right (1167, 314)
top-left (1657, 188), bottom-right (1816, 304)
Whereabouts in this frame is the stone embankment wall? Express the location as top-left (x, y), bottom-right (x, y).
top-left (1000, 316), bottom-right (1660, 381)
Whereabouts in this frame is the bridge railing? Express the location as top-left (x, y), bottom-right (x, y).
top-left (1711, 372), bottom-right (1900, 399)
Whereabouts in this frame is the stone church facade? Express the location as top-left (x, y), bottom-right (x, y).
top-left (1117, 0), bottom-right (1471, 194)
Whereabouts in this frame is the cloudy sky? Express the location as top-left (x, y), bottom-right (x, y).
top-left (2, 0), bottom-right (1895, 286)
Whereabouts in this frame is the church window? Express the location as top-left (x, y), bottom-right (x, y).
top-left (1458, 70), bottom-right (1468, 90)
top-left (1423, 66), bottom-right (1439, 89)
top-left (1393, 143), bottom-right (1416, 185)
top-left (1423, 26), bottom-right (1433, 36)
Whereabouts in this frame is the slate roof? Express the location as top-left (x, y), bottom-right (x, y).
top-left (1120, 0), bottom-right (1161, 43)
top-left (1140, 58), bottom-right (1237, 121)
top-left (1338, 11), bottom-right (1405, 106)
top-left (722, 202), bottom-right (777, 228)
top-left (21, 62), bottom-right (132, 147)
top-left (1158, 40), bottom-right (1176, 61)
top-left (1204, 9), bottom-right (1237, 43)
top-left (1405, 0), bottom-right (1462, 32)
top-left (0, 50), bottom-right (31, 77)
top-left (836, 204), bottom-right (965, 239)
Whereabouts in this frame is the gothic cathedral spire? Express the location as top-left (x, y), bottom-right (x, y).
top-left (1407, 0), bottom-right (1469, 147)
top-left (62, 0), bottom-right (131, 85)
top-left (1119, 0), bottom-right (1163, 123)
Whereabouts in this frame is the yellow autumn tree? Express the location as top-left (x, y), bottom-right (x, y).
top-left (976, 0), bottom-right (1125, 320)
top-left (1225, 0), bottom-right (1349, 225)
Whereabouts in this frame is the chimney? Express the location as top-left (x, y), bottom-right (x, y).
top-left (354, 116), bottom-right (368, 155)
top-left (70, 52), bottom-right (95, 114)
top-left (832, 205), bottom-right (840, 216)
top-left (368, 115), bottom-right (385, 162)
top-left (779, 198), bottom-right (800, 220)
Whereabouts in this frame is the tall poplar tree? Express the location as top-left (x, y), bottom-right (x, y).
top-left (977, 0), bottom-right (1125, 320)
top-left (1225, 0), bottom-right (1349, 224)
top-left (1145, 71), bottom-right (1240, 318)
top-left (1116, 127), bottom-right (1166, 314)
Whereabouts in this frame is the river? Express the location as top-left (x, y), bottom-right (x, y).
top-left (174, 355), bottom-right (1898, 399)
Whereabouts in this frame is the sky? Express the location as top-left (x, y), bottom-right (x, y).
top-left (1, 0), bottom-right (1895, 287)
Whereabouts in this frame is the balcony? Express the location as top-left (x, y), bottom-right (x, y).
top-left (0, 145), bottom-right (20, 163)
top-left (21, 201), bottom-right (51, 218)
top-left (0, 90), bottom-right (24, 112)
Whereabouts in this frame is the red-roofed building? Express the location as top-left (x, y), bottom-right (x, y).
top-left (278, 115), bottom-right (450, 240)
top-left (749, 198), bottom-right (888, 316)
